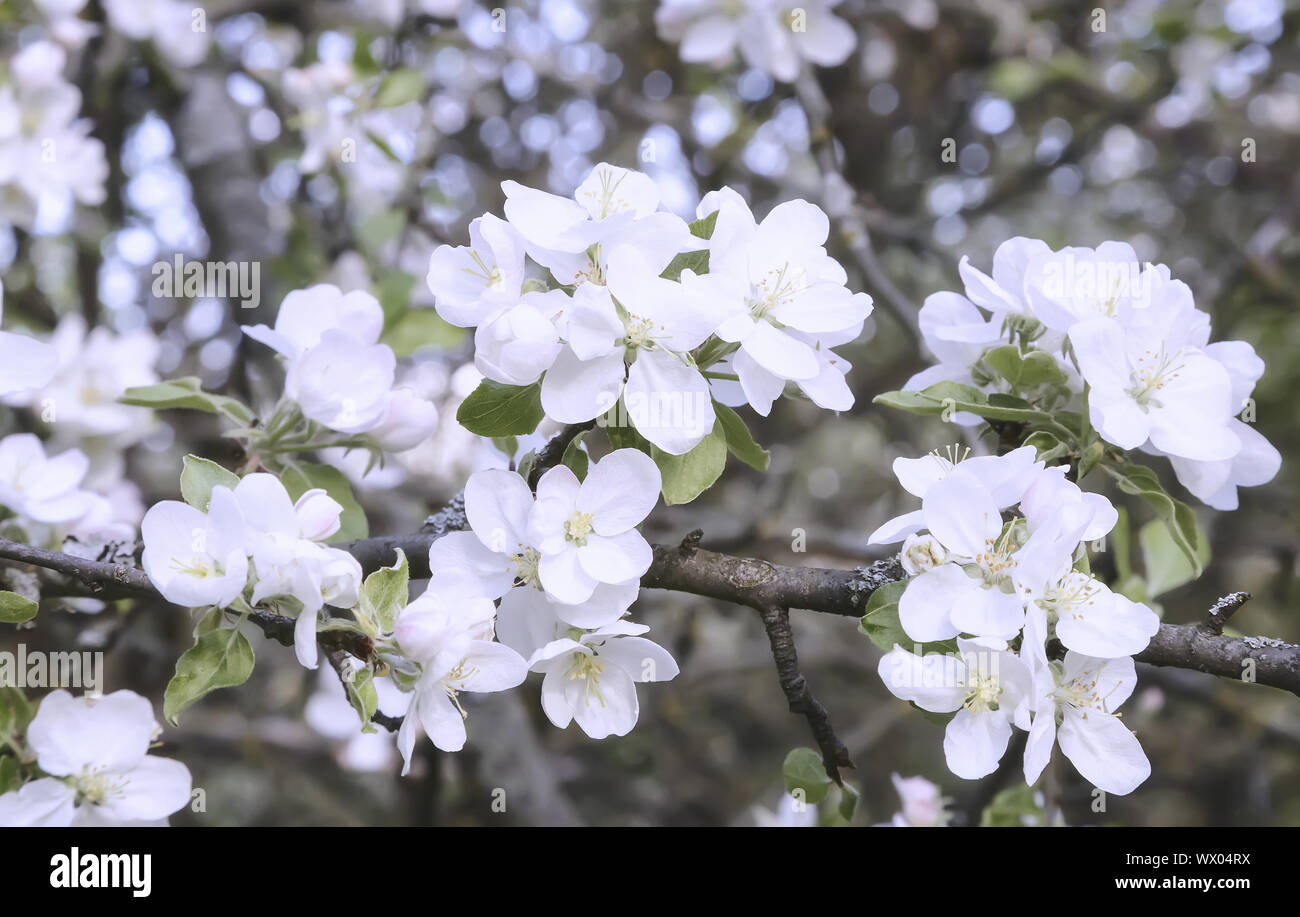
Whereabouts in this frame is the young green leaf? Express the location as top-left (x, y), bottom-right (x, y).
top-left (359, 548), bottom-right (409, 635)
top-left (651, 422), bottom-right (727, 505)
top-left (120, 377), bottom-right (254, 424)
top-left (180, 455), bottom-right (240, 511)
top-left (0, 591), bottom-right (37, 624)
top-left (782, 747), bottom-right (834, 804)
top-left (164, 626), bottom-right (255, 726)
top-left (456, 379), bottom-right (545, 437)
top-left (714, 403), bottom-right (770, 471)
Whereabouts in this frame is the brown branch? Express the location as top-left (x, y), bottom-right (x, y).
top-left (759, 604), bottom-right (854, 784)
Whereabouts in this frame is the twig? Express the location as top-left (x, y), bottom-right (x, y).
top-left (759, 604), bottom-right (854, 784)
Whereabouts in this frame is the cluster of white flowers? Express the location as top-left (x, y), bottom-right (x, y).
top-left (141, 473), bottom-right (363, 669)
top-left (872, 446), bottom-right (1159, 795)
top-left (655, 0), bottom-right (857, 83)
top-left (3, 313), bottom-right (161, 447)
top-left (910, 237), bottom-right (1280, 509)
top-left (404, 448), bottom-right (678, 754)
top-left (427, 163), bottom-right (872, 453)
top-left (243, 284), bottom-right (439, 451)
top-left (0, 40), bottom-right (107, 230)
top-left (0, 690), bottom-right (192, 827)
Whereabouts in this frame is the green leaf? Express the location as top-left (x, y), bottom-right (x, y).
top-left (180, 455), bottom-right (240, 511)
top-left (374, 67), bottom-right (425, 107)
top-left (1076, 440), bottom-right (1106, 482)
top-left (456, 379), bottom-right (545, 438)
top-left (782, 747), bottom-right (833, 804)
top-left (561, 432), bottom-right (589, 480)
top-left (1140, 518), bottom-right (1209, 598)
top-left (1103, 463), bottom-right (1201, 575)
top-left (342, 667), bottom-right (379, 734)
top-left (0, 591), bottom-right (37, 624)
top-left (836, 783), bottom-right (860, 821)
top-left (359, 549), bottom-right (409, 636)
top-left (120, 377), bottom-right (253, 424)
top-left (651, 422), bottom-right (727, 505)
top-left (164, 626), bottom-right (255, 726)
top-left (872, 389), bottom-right (946, 414)
top-left (981, 784), bottom-right (1047, 827)
top-left (381, 308), bottom-right (464, 357)
top-left (375, 270), bottom-right (418, 320)
top-left (714, 403), bottom-right (769, 471)
top-left (0, 755), bottom-right (20, 795)
top-left (356, 207), bottom-right (406, 257)
top-left (0, 686), bottom-right (35, 736)
top-left (982, 345), bottom-right (1068, 389)
top-left (688, 210), bottom-right (718, 240)
top-left (660, 249), bottom-right (709, 281)
top-left (1022, 430), bottom-right (1070, 463)
top-left (281, 463), bottom-right (368, 542)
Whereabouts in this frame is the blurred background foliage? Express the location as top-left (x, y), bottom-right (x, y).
top-left (3, 0), bottom-right (1299, 825)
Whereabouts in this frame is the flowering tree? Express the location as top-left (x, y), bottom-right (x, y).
top-left (0, 0), bottom-right (1297, 827)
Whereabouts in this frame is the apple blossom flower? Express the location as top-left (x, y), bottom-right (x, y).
top-left (473, 295), bottom-right (564, 386)
top-left (428, 466), bottom-right (541, 600)
top-left (1070, 309), bottom-right (1238, 460)
top-left (141, 485), bottom-right (249, 609)
top-left (232, 474), bottom-right (362, 669)
top-left (243, 285), bottom-right (438, 445)
top-left (369, 387), bottom-right (440, 452)
top-left (242, 284), bottom-right (386, 361)
top-left (1162, 340), bottom-right (1280, 509)
top-left (528, 620), bottom-right (679, 739)
top-left (654, 0), bottom-right (857, 83)
top-left (878, 638), bottom-right (1032, 780)
top-left (0, 279), bottom-right (57, 396)
top-left (527, 449), bottom-right (661, 605)
top-left (3, 313), bottom-right (160, 443)
top-left (0, 690), bottom-right (192, 827)
top-left (285, 329), bottom-right (397, 434)
top-left (501, 163), bottom-right (693, 285)
top-left (1021, 639), bottom-right (1151, 796)
top-left (0, 433), bottom-right (97, 526)
top-left (868, 445), bottom-right (1041, 548)
top-left (682, 195), bottom-right (872, 386)
top-left (875, 774), bottom-right (951, 827)
top-left (540, 277), bottom-right (718, 454)
top-left (393, 575), bottom-right (527, 768)
top-left (890, 465), bottom-right (1092, 642)
top-left (426, 213), bottom-right (527, 327)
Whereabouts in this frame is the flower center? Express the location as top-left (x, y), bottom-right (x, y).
top-left (512, 546), bottom-right (541, 587)
top-left (464, 250), bottom-right (503, 288)
top-left (746, 263), bottom-right (802, 322)
top-left (170, 555), bottom-right (222, 579)
top-left (582, 169), bottom-right (630, 219)
top-left (73, 767), bottom-right (127, 807)
top-left (963, 673), bottom-right (1002, 714)
top-left (623, 314), bottom-right (658, 350)
top-left (564, 512), bottom-right (595, 546)
top-left (565, 653), bottom-right (607, 706)
top-left (1125, 346), bottom-right (1184, 409)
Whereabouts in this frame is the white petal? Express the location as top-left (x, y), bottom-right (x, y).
top-left (578, 448), bottom-right (661, 534)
